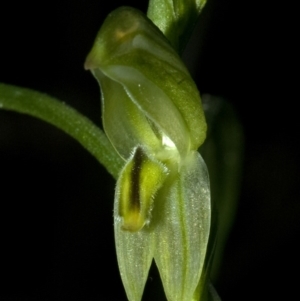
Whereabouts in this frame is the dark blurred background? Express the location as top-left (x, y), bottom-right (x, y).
top-left (0, 0), bottom-right (298, 300)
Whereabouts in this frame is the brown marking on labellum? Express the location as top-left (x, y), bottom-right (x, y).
top-left (130, 147), bottom-right (144, 211)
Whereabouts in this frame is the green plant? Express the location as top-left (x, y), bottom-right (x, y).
top-left (0, 1), bottom-right (243, 300)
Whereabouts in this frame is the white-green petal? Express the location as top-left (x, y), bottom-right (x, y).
top-left (92, 69), bottom-right (161, 159)
top-left (101, 65), bottom-right (190, 157)
top-left (153, 152), bottom-right (211, 301)
top-left (114, 215), bottom-right (155, 301)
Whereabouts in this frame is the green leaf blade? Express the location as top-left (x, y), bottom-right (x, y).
top-left (0, 83), bottom-right (123, 178)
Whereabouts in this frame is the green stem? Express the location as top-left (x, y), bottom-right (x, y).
top-left (0, 83), bottom-right (123, 179)
top-left (147, 0), bottom-right (207, 53)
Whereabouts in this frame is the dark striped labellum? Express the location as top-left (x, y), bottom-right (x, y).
top-left (116, 146), bottom-right (168, 232)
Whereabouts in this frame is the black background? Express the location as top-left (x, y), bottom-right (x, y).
top-left (0, 0), bottom-right (298, 300)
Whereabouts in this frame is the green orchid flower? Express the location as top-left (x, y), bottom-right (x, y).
top-left (85, 7), bottom-right (211, 301)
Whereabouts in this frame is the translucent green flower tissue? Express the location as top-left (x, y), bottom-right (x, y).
top-left (85, 6), bottom-right (211, 301)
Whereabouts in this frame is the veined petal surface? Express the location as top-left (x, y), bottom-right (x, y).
top-left (153, 152), bottom-right (211, 301)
